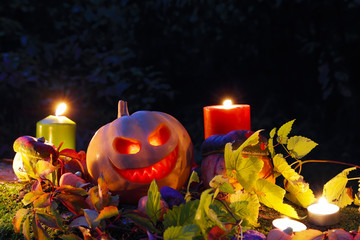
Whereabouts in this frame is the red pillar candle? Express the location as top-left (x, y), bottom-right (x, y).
top-left (203, 99), bottom-right (251, 139)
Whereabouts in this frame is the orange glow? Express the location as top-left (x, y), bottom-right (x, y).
top-left (128, 144), bottom-right (141, 154)
top-left (116, 146), bottom-right (179, 183)
top-left (223, 99), bottom-right (232, 109)
top-left (113, 137), bottom-right (141, 154)
top-left (55, 103), bottom-right (67, 116)
top-left (148, 124), bottom-right (171, 146)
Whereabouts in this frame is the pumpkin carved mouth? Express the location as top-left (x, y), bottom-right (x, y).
top-left (112, 145), bottom-right (179, 184)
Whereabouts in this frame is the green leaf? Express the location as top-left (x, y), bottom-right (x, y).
top-left (234, 156), bottom-right (264, 191)
top-left (95, 206), bottom-right (119, 222)
top-left (254, 179), bottom-right (299, 219)
top-left (146, 180), bottom-right (162, 224)
top-left (209, 175), bottom-right (234, 194)
top-left (194, 189), bottom-right (212, 222)
top-left (224, 130), bottom-right (262, 172)
top-left (220, 182), bottom-right (235, 194)
top-left (277, 119), bottom-right (295, 144)
top-left (50, 201), bottom-right (64, 230)
top-left (194, 189), bottom-right (217, 236)
top-left (224, 130), bottom-right (264, 191)
top-left (287, 136), bottom-right (318, 159)
top-left (22, 190), bottom-right (44, 206)
top-left (13, 208), bottom-right (29, 232)
top-left (163, 224), bottom-right (200, 240)
top-left (224, 142), bottom-right (238, 173)
top-left (36, 212), bottom-right (61, 230)
top-left (164, 200), bottom-right (199, 229)
top-left (125, 211), bottom-right (158, 233)
top-left (229, 192), bottom-right (260, 227)
top-left (35, 160), bottom-right (58, 177)
top-left (22, 216), bottom-right (31, 240)
top-left (185, 171), bottom-right (200, 202)
top-left (323, 167), bottom-right (356, 207)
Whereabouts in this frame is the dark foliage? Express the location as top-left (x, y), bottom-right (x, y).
top-left (1, 0), bottom-right (359, 189)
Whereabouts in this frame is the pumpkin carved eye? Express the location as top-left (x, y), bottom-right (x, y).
top-left (113, 137), bottom-right (141, 154)
top-left (148, 123), bottom-right (171, 146)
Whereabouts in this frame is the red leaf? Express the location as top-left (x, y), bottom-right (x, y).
top-left (208, 226), bottom-right (227, 240)
top-left (36, 212), bottom-right (62, 230)
top-left (33, 193), bottom-right (51, 208)
top-left (60, 149), bottom-right (80, 159)
top-left (54, 185), bottom-right (88, 196)
top-left (55, 194), bottom-right (88, 215)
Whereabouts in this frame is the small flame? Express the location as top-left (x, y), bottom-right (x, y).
top-left (223, 99), bottom-right (232, 109)
top-left (318, 197), bottom-right (328, 204)
top-left (55, 103), bottom-right (67, 116)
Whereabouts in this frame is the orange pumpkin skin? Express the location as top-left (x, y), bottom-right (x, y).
top-left (87, 105), bottom-right (193, 204)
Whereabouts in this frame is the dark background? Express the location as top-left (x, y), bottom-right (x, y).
top-left (1, 0), bottom-right (359, 192)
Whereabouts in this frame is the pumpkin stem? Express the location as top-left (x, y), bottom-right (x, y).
top-left (118, 100), bottom-right (129, 118)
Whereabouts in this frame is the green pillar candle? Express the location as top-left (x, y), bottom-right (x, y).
top-left (36, 115), bottom-right (76, 150)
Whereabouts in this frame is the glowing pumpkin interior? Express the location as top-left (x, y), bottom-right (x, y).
top-left (111, 123), bottom-right (178, 184)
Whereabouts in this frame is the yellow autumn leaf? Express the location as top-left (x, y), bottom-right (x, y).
top-left (254, 179), bottom-right (299, 219)
top-left (323, 167), bottom-right (356, 208)
top-left (287, 136), bottom-right (318, 159)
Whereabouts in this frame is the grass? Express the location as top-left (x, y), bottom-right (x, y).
top-left (0, 182), bottom-right (28, 240)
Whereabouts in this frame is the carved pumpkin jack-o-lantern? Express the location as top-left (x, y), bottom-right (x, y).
top-left (86, 100), bottom-right (193, 203)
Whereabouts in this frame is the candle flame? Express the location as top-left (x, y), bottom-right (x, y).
top-left (55, 103), bottom-right (67, 116)
top-left (318, 197), bottom-right (328, 204)
top-left (223, 99), bottom-right (232, 109)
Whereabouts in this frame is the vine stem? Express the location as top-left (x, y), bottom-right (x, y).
top-left (216, 199), bottom-right (238, 222)
top-left (297, 160), bottom-right (360, 169)
top-left (347, 177), bottom-right (360, 181)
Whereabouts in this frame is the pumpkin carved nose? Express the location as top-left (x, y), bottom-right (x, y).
top-left (113, 137), bottom-right (141, 154)
top-left (148, 123), bottom-right (171, 146)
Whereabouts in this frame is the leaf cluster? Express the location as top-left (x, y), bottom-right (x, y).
top-left (126, 175), bottom-right (256, 240)
top-left (13, 146), bottom-right (122, 240)
top-left (270, 120), bottom-right (360, 209)
top-left (13, 173), bottom-right (121, 240)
